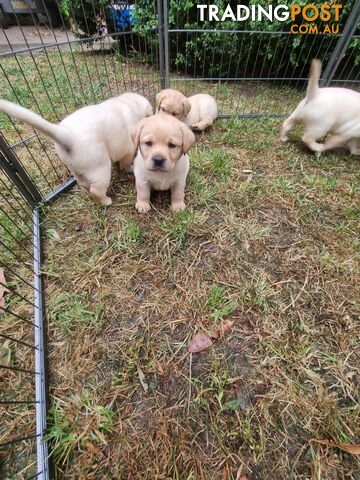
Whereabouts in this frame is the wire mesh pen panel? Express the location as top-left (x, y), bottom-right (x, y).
top-left (0, 0), bottom-right (162, 197)
top-left (0, 1), bottom-right (162, 478)
top-left (0, 0), bottom-right (359, 478)
top-left (0, 170), bottom-right (46, 480)
top-left (164, 0), bottom-right (360, 118)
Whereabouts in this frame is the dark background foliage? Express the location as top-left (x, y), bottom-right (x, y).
top-left (61, 1), bottom-right (359, 80)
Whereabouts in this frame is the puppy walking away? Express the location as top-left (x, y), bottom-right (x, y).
top-left (0, 93), bottom-right (153, 205)
top-left (280, 59), bottom-right (360, 155)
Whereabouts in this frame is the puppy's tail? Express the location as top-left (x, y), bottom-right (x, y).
top-left (306, 59), bottom-right (322, 103)
top-left (0, 99), bottom-right (72, 150)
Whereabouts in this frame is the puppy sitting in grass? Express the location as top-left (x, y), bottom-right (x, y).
top-left (280, 59), bottom-right (360, 155)
top-left (131, 113), bottom-right (195, 213)
top-left (156, 88), bottom-right (217, 132)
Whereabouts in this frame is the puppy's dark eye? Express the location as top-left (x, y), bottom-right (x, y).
top-left (168, 142), bottom-right (176, 149)
top-left (172, 112), bottom-right (177, 116)
top-left (145, 141), bottom-right (153, 147)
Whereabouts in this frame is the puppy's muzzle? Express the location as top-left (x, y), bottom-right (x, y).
top-left (151, 155), bottom-right (166, 170)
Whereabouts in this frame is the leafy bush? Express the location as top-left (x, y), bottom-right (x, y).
top-left (60, 0), bottom-right (110, 38)
top-left (137, 0), bottom-right (359, 79)
top-left (61, 0), bottom-right (360, 79)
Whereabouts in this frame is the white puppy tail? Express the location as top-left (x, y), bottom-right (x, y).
top-left (0, 99), bottom-right (72, 150)
top-left (306, 59), bottom-right (322, 103)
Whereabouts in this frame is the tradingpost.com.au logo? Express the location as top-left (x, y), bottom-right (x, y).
top-left (197, 3), bottom-right (343, 34)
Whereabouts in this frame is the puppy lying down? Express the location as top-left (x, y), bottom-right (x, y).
top-left (132, 113), bottom-right (195, 213)
top-left (0, 93), bottom-right (153, 205)
top-left (280, 59), bottom-right (360, 155)
top-left (156, 88), bottom-right (217, 132)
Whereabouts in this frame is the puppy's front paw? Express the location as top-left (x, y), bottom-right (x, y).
top-left (191, 125), bottom-right (202, 133)
top-left (171, 201), bottom-right (186, 212)
top-left (312, 143), bottom-right (324, 153)
top-left (279, 135), bottom-right (288, 143)
top-left (136, 201), bottom-right (151, 213)
top-left (102, 196), bottom-right (112, 206)
top-left (314, 144), bottom-right (324, 157)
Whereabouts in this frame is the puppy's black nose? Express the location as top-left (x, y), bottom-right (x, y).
top-left (152, 156), bottom-right (165, 168)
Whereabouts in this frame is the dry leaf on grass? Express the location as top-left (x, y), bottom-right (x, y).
top-left (48, 228), bottom-right (61, 241)
top-left (0, 267), bottom-right (9, 312)
top-left (157, 361), bottom-right (165, 375)
top-left (137, 366), bottom-right (149, 393)
top-left (86, 441), bottom-right (104, 457)
top-left (188, 321), bottom-right (234, 353)
top-left (221, 465), bottom-right (229, 480)
top-left (312, 439), bottom-right (360, 455)
top-left (211, 320), bottom-right (234, 340)
top-left (188, 332), bottom-right (213, 353)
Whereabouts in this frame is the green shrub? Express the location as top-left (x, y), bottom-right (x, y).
top-left (61, 0), bottom-right (360, 79)
top-left (60, 0), bottom-right (110, 38)
top-left (137, 0), bottom-right (359, 79)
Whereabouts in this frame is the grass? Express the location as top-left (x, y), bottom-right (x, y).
top-left (45, 391), bottom-right (114, 467)
top-left (41, 117), bottom-right (359, 479)
top-left (0, 50), bottom-right (359, 479)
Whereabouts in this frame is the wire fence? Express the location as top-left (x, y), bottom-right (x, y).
top-left (0, 0), bottom-right (359, 478)
top-left (162, 0), bottom-right (360, 117)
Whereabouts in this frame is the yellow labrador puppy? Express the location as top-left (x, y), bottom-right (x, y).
top-left (280, 59), bottom-right (360, 155)
top-left (131, 113), bottom-right (195, 213)
top-left (156, 88), bottom-right (217, 132)
top-left (0, 93), bottom-right (153, 205)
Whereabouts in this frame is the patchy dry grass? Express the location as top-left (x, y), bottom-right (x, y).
top-left (42, 118), bottom-right (360, 479)
top-left (0, 50), bottom-right (359, 479)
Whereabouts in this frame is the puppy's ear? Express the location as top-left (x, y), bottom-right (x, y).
top-left (131, 118), bottom-right (146, 147)
top-left (179, 122), bottom-right (195, 154)
top-left (156, 91), bottom-right (166, 111)
top-left (182, 98), bottom-right (191, 118)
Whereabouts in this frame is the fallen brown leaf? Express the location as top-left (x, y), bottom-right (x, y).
top-left (312, 439), bottom-right (360, 455)
top-left (0, 267), bottom-right (9, 312)
top-left (188, 332), bottom-right (213, 353)
top-left (157, 361), bottom-right (165, 375)
top-left (211, 320), bottom-right (234, 340)
top-left (210, 329), bottom-right (221, 341)
top-left (189, 321), bottom-right (234, 353)
top-left (138, 366), bottom-right (149, 393)
top-left (48, 228), bottom-right (61, 241)
top-left (221, 465), bottom-right (229, 480)
top-left (86, 441), bottom-right (104, 457)
top-left (223, 320), bottom-right (234, 332)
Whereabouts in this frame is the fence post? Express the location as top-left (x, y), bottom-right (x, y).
top-left (0, 134), bottom-right (42, 206)
top-left (163, 0), bottom-right (170, 88)
top-left (321, 0), bottom-right (360, 87)
top-left (33, 205), bottom-right (50, 480)
top-left (157, 0), bottom-right (166, 89)
top-left (157, 0), bottom-right (170, 89)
